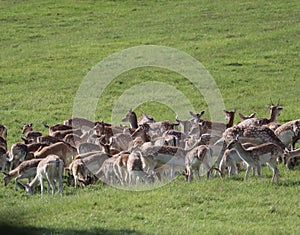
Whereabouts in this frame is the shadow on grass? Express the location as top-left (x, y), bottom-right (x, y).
top-left (0, 223), bottom-right (141, 235)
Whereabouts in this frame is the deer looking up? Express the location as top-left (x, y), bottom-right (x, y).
top-left (237, 102), bottom-right (283, 129)
top-left (22, 123), bottom-right (43, 143)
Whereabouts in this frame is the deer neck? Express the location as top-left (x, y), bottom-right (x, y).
top-left (233, 142), bottom-right (252, 162)
top-left (269, 108), bottom-right (278, 122)
top-left (129, 112), bottom-right (138, 129)
top-left (226, 113), bottom-right (235, 128)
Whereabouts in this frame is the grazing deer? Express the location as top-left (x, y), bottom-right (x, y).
top-left (184, 145), bottom-right (213, 182)
top-left (3, 158), bottom-right (42, 191)
top-left (286, 156), bottom-right (300, 170)
top-left (95, 154), bottom-right (120, 185)
top-left (20, 155), bottom-right (63, 197)
top-left (113, 152), bottom-right (130, 185)
top-left (68, 152), bottom-right (109, 187)
top-left (226, 137), bottom-right (282, 183)
top-left (0, 124), bottom-right (7, 140)
top-left (283, 147), bottom-right (300, 168)
top-left (136, 136), bottom-right (207, 180)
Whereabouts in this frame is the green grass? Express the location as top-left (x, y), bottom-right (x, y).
top-left (0, 0), bottom-right (299, 234)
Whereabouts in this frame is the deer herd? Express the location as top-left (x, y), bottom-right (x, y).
top-left (0, 101), bottom-right (299, 197)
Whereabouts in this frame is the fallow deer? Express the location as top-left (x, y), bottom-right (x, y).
top-left (216, 125), bottom-right (286, 167)
top-left (68, 151), bottom-right (110, 187)
top-left (127, 151), bottom-right (153, 185)
top-left (184, 145), bottom-right (213, 182)
top-left (0, 124), bottom-right (7, 140)
top-left (237, 103), bottom-right (283, 128)
top-left (3, 158), bottom-right (42, 191)
top-left (64, 116), bottom-right (95, 131)
top-left (20, 154), bottom-right (63, 197)
top-left (283, 147), bottom-right (300, 168)
top-left (34, 142), bottom-right (77, 167)
top-left (176, 110), bottom-right (205, 135)
top-left (226, 137), bottom-right (282, 183)
top-left (43, 123), bottom-right (73, 136)
top-left (8, 143), bottom-right (29, 170)
top-left (274, 119), bottom-right (300, 150)
top-left (22, 123), bottom-right (42, 143)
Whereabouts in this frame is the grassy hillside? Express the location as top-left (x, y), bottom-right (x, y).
top-left (0, 0), bottom-right (299, 234)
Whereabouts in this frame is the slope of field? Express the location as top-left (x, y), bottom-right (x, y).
top-left (0, 0), bottom-right (299, 234)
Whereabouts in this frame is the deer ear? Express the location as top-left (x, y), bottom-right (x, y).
top-left (189, 111), bottom-right (197, 117)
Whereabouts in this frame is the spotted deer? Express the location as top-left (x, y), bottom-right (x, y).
top-left (216, 125), bottom-right (286, 167)
top-left (274, 119), bottom-right (300, 150)
top-left (237, 103), bottom-right (283, 128)
top-left (226, 137), bottom-right (282, 183)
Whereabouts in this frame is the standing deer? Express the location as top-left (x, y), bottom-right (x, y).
top-left (226, 137), bottom-right (282, 183)
top-left (20, 155), bottom-right (63, 197)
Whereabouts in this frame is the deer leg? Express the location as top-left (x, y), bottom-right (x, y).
top-left (244, 165), bottom-right (251, 181)
top-left (257, 165), bottom-right (262, 180)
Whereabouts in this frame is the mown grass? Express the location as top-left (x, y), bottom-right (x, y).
top-left (0, 0), bottom-right (299, 234)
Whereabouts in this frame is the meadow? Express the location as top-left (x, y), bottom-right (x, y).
top-left (0, 0), bottom-right (299, 234)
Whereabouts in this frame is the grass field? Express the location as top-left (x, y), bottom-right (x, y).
top-left (0, 0), bottom-right (299, 234)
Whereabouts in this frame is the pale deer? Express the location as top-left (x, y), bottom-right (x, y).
top-left (136, 137), bottom-right (206, 180)
top-left (77, 142), bottom-right (103, 154)
top-left (127, 151), bottom-right (153, 185)
top-left (68, 152), bottom-right (109, 187)
top-left (184, 145), bottom-right (213, 182)
top-left (226, 137), bottom-right (282, 183)
top-left (8, 143), bottom-right (29, 170)
top-left (175, 110), bottom-right (205, 135)
top-left (218, 143), bottom-right (255, 177)
top-left (274, 119), bottom-right (300, 150)
top-left (20, 154), bottom-right (63, 197)
top-left (3, 158), bottom-right (42, 191)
